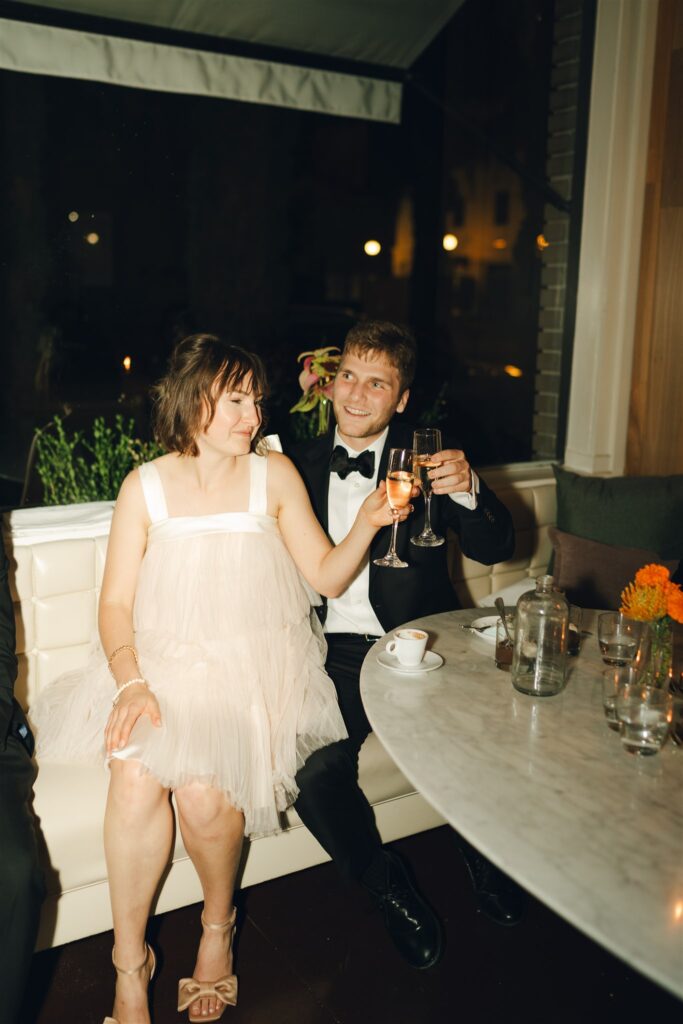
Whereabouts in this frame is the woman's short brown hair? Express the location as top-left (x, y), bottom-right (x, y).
top-left (152, 334), bottom-right (269, 456)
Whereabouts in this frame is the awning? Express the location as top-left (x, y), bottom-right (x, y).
top-left (0, 0), bottom-right (465, 123)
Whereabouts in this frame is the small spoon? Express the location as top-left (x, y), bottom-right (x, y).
top-left (495, 597), bottom-right (513, 645)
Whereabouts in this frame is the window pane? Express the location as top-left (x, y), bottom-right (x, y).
top-left (0, 0), bottom-right (593, 505)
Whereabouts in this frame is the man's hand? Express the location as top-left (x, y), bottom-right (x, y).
top-left (428, 449), bottom-right (472, 496)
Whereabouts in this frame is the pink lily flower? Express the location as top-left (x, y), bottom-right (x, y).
top-left (299, 366), bottom-right (319, 391)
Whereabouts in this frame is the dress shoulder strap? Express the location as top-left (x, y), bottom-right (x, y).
top-left (138, 463), bottom-right (169, 523)
top-left (248, 452), bottom-right (268, 516)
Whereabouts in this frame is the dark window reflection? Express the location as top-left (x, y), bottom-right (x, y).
top-left (0, 0), bottom-right (575, 505)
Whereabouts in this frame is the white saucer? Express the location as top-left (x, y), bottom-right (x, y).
top-left (468, 615), bottom-right (499, 642)
top-left (376, 650), bottom-right (444, 674)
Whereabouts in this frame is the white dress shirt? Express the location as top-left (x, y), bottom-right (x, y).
top-left (325, 427), bottom-right (479, 636)
top-left (325, 429), bottom-right (388, 636)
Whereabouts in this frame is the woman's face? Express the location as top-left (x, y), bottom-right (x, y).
top-left (197, 372), bottom-right (262, 456)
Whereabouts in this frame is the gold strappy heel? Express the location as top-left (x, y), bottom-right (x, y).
top-left (178, 909), bottom-right (238, 1021)
top-left (103, 942), bottom-right (156, 1024)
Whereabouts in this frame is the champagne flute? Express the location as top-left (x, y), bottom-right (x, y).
top-left (411, 428), bottom-right (445, 547)
top-left (373, 448), bottom-right (414, 569)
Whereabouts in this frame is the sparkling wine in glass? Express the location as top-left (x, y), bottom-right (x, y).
top-left (411, 428), bottom-right (445, 547)
top-left (373, 448), bottom-right (414, 569)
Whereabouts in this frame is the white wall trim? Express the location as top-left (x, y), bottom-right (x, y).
top-left (563, 0), bottom-right (658, 475)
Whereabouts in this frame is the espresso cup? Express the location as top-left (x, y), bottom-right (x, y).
top-left (386, 628), bottom-right (428, 667)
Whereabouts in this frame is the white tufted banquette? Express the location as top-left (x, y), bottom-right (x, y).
top-left (4, 468), bottom-right (555, 949)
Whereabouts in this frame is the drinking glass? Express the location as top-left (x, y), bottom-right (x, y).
top-left (602, 665), bottom-right (638, 731)
top-left (597, 612), bottom-right (649, 667)
top-left (373, 448), bottom-right (414, 569)
top-left (615, 682), bottom-right (672, 755)
top-left (567, 604), bottom-right (582, 656)
top-left (411, 428), bottom-right (445, 547)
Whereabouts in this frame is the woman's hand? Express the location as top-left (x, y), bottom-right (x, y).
top-left (360, 480), bottom-right (417, 529)
top-left (104, 684), bottom-right (162, 754)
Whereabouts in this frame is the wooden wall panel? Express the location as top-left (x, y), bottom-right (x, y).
top-left (627, 0), bottom-right (683, 475)
top-left (640, 210), bottom-right (683, 468)
top-left (662, 50), bottom-right (683, 205)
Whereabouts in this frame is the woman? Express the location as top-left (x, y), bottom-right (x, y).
top-left (31, 334), bottom-right (409, 1024)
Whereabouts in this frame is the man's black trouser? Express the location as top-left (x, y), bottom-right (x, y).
top-left (294, 633), bottom-right (383, 881)
top-left (0, 730), bottom-right (44, 1024)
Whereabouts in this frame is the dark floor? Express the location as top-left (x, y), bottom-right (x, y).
top-left (22, 826), bottom-right (680, 1024)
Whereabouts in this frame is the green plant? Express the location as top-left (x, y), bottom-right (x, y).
top-left (34, 414), bottom-right (164, 505)
top-left (288, 410), bottom-right (321, 441)
top-left (418, 382), bottom-right (449, 426)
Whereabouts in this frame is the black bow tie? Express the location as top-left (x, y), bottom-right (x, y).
top-left (329, 445), bottom-right (375, 480)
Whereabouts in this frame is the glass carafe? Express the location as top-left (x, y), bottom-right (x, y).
top-left (511, 575), bottom-right (568, 696)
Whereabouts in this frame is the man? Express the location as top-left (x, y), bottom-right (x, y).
top-left (289, 321), bottom-right (521, 971)
top-left (0, 533), bottom-right (44, 1024)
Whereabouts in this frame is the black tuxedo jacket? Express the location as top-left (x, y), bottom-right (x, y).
top-left (1, 534), bottom-right (33, 755)
top-left (288, 421), bottom-right (515, 633)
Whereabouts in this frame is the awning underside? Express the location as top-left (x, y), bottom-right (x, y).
top-left (0, 0), bottom-right (465, 122)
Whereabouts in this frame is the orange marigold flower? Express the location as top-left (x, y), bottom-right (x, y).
top-left (634, 563), bottom-right (671, 588)
top-left (620, 582), bottom-right (668, 621)
top-left (667, 587), bottom-right (683, 624)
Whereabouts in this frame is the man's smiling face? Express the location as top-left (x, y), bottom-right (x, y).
top-left (332, 349), bottom-right (409, 451)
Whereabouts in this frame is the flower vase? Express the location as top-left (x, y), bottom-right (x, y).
top-left (643, 618), bottom-right (673, 688)
top-left (317, 397), bottom-right (331, 436)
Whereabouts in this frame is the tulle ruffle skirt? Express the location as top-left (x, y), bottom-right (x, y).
top-left (31, 528), bottom-right (347, 838)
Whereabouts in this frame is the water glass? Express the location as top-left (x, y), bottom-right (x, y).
top-left (567, 604), bottom-right (582, 656)
top-left (671, 697), bottom-right (683, 747)
top-left (615, 683), bottom-right (673, 756)
top-left (597, 612), bottom-right (648, 667)
top-left (601, 666), bottom-right (637, 731)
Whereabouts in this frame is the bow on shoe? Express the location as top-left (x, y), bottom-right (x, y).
top-left (329, 445), bottom-right (375, 479)
top-left (177, 975), bottom-right (238, 1011)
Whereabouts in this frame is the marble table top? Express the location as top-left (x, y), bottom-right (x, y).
top-left (360, 609), bottom-right (683, 1000)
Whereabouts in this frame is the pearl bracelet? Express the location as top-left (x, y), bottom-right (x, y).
top-left (112, 677), bottom-right (149, 707)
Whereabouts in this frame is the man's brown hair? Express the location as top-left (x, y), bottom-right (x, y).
top-left (152, 333), bottom-right (269, 456)
top-left (342, 320), bottom-right (417, 393)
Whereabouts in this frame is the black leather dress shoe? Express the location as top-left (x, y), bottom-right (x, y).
top-left (459, 843), bottom-right (527, 926)
top-left (367, 850), bottom-right (444, 969)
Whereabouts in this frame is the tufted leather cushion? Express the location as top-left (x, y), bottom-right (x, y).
top-left (548, 527), bottom-right (678, 609)
top-left (449, 476), bottom-right (557, 606)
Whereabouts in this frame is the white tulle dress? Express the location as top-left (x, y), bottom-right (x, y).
top-left (31, 454), bottom-right (347, 837)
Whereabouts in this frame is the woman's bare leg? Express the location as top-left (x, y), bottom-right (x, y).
top-left (104, 759), bottom-right (174, 1023)
top-left (175, 784), bottom-right (244, 1019)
